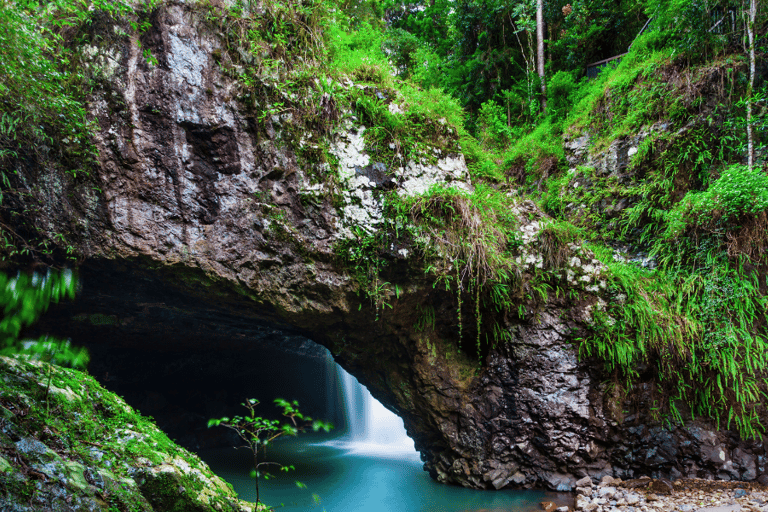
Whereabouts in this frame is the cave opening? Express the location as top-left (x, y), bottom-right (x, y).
top-left (25, 260), bottom-right (572, 511)
top-left (27, 260), bottom-right (382, 451)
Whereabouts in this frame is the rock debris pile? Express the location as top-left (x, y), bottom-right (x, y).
top-left (565, 475), bottom-right (768, 512)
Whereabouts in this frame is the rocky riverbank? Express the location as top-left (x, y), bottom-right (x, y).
top-left (563, 475), bottom-right (768, 512)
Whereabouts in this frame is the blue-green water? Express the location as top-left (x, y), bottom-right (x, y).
top-left (200, 437), bottom-right (573, 512)
top-left (200, 361), bottom-right (571, 511)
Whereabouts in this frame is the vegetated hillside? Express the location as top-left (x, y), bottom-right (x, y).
top-left (364, 0), bottom-right (768, 438)
top-left (506, 33), bottom-right (768, 436)
top-left (1, 0), bottom-right (768, 491)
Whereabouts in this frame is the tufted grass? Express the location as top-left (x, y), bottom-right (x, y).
top-left (581, 244), bottom-right (768, 438)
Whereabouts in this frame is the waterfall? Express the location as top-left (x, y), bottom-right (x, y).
top-left (338, 367), bottom-right (368, 440)
top-left (329, 360), bottom-right (417, 456)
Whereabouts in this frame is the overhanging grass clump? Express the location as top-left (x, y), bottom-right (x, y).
top-left (582, 244), bottom-right (768, 438)
top-left (390, 184), bottom-right (522, 356)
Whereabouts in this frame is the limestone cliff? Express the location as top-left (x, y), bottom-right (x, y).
top-left (3, 0), bottom-right (765, 493)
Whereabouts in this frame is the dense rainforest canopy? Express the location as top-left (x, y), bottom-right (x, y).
top-left (1, 0), bottom-right (768, 445)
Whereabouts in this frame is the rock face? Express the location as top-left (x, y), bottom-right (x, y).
top-left (8, 1), bottom-right (766, 491)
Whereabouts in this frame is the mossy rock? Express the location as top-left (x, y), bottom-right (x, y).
top-left (0, 356), bottom-right (255, 512)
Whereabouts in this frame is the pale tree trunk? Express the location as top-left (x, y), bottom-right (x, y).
top-left (746, 0), bottom-right (756, 169)
top-left (511, 20), bottom-right (535, 118)
top-left (537, 0), bottom-right (546, 113)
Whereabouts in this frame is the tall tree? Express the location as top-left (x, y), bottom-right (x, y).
top-left (537, 0), bottom-right (546, 112)
top-left (745, 0), bottom-right (756, 169)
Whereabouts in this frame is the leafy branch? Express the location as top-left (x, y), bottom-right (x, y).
top-left (208, 398), bottom-right (332, 509)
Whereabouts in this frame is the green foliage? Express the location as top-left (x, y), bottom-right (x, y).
top-left (0, 0), bottom-right (162, 262)
top-left (2, 0), bottom-right (766, 444)
top-left (581, 244), bottom-right (768, 438)
top-left (0, 0), bottom-right (156, 176)
top-left (413, 304), bottom-right (436, 332)
top-left (476, 100), bottom-right (512, 148)
top-left (335, 0), bottom-right (385, 28)
top-left (547, 71), bottom-right (579, 120)
top-left (326, 21), bottom-right (390, 79)
top-left (502, 120), bottom-right (565, 186)
top-left (537, 219), bottom-right (584, 269)
top-left (208, 399), bottom-right (332, 508)
top-left (347, 83), bottom-right (464, 172)
top-left (644, 0), bottom-right (743, 62)
top-left (0, 271), bottom-right (73, 347)
top-left (550, 0), bottom-right (645, 71)
top-left (0, 269), bottom-right (87, 414)
top-left (382, 28), bottom-right (423, 76)
top-left (212, 0), bottom-right (328, 70)
top-left (408, 46), bottom-right (448, 91)
top-left (395, 184), bottom-right (520, 288)
top-left (0, 269), bottom-right (87, 368)
top-left (664, 164), bottom-right (768, 239)
top-left (1, 356), bottom-right (250, 512)
top-left (540, 169), bottom-right (574, 218)
top-left (0, 0), bottom-right (96, 174)
top-left (335, 227), bottom-right (392, 319)
top-left (566, 43), bottom-right (675, 143)
top-left (229, 0), bottom-right (768, 439)
top-left (391, 184), bottom-right (522, 356)
top-left (383, 0), bottom-right (452, 56)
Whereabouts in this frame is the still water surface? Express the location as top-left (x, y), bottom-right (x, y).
top-left (201, 433), bottom-right (572, 512)
top-left (200, 363), bottom-right (571, 512)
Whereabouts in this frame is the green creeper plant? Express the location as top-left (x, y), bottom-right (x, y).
top-left (208, 398), bottom-right (333, 510)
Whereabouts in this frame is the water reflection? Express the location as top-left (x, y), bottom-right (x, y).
top-left (200, 357), bottom-right (571, 511)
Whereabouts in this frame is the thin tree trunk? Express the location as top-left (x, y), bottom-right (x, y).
top-left (254, 456), bottom-right (261, 506)
top-left (512, 19), bottom-right (534, 118)
top-left (746, 0), bottom-right (756, 169)
top-left (537, 0), bottom-right (546, 113)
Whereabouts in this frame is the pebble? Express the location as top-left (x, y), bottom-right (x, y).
top-left (564, 478), bottom-right (768, 512)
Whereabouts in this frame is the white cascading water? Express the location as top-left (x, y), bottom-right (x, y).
top-left (330, 360), bottom-right (417, 457)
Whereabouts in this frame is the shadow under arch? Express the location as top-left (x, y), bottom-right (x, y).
top-left (26, 259), bottom-right (375, 451)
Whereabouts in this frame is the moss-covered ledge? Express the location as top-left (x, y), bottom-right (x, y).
top-left (0, 356), bottom-right (258, 512)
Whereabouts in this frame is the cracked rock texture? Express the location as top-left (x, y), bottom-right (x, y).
top-left (8, 1), bottom-right (766, 491)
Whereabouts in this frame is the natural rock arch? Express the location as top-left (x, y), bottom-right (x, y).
top-left (10, 1), bottom-right (765, 490)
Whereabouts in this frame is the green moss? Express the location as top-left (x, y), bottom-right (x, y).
top-left (0, 356), bottom-right (255, 511)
